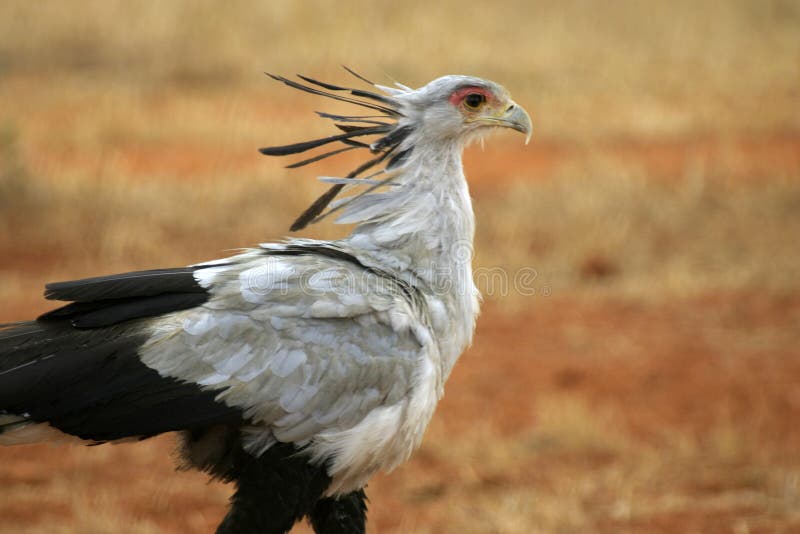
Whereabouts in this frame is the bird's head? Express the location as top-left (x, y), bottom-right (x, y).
top-left (260, 70), bottom-right (531, 230)
top-left (394, 75), bottom-right (531, 146)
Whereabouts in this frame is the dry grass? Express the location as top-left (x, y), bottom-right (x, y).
top-left (0, 1), bottom-right (797, 308)
top-left (476, 168), bottom-right (800, 301)
top-left (1, 0), bottom-right (798, 137)
top-left (0, 1), bottom-right (799, 532)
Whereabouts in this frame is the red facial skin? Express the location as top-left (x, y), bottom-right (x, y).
top-left (448, 86), bottom-right (496, 108)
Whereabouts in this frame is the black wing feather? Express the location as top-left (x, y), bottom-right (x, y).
top-left (0, 322), bottom-right (241, 441)
top-left (44, 265), bottom-right (224, 302)
top-left (70, 292), bottom-right (209, 328)
top-left (0, 263), bottom-right (244, 442)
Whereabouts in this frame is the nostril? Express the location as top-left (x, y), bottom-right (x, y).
top-left (506, 104), bottom-right (515, 112)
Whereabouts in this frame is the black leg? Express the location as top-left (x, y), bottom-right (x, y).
top-left (309, 489), bottom-right (368, 534)
top-left (214, 442), bottom-right (332, 534)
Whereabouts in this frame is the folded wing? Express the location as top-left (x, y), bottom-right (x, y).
top-left (140, 245), bottom-right (425, 450)
top-left (1, 246), bottom-right (425, 451)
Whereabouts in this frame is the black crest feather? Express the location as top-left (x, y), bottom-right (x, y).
top-left (259, 70), bottom-right (413, 231)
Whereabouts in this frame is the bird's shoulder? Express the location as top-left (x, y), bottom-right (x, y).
top-left (197, 241), bottom-right (420, 319)
top-left (137, 241), bottom-right (432, 444)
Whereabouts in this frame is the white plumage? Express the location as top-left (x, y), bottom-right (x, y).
top-left (0, 71), bottom-right (531, 533)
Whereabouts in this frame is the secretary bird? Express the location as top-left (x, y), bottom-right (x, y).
top-left (0, 70), bottom-right (531, 533)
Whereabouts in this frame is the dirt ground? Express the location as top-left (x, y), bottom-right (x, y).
top-left (2, 295), bottom-right (799, 533)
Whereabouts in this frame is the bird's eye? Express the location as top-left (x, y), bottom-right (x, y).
top-left (463, 93), bottom-right (486, 109)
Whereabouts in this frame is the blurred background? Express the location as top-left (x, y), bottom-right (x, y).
top-left (0, 1), bottom-right (799, 532)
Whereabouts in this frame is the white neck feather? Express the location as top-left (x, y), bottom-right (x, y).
top-left (341, 138), bottom-right (480, 377)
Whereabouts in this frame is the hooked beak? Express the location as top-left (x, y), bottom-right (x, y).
top-left (500, 102), bottom-right (532, 145)
top-left (471, 101), bottom-right (532, 145)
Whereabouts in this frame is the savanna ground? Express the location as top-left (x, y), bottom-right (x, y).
top-left (1, 1), bottom-right (799, 532)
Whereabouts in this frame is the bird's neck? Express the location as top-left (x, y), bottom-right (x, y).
top-left (346, 141), bottom-right (473, 281)
top-left (343, 140), bottom-right (479, 374)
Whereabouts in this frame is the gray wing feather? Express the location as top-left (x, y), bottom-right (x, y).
top-left (139, 251), bottom-right (424, 445)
